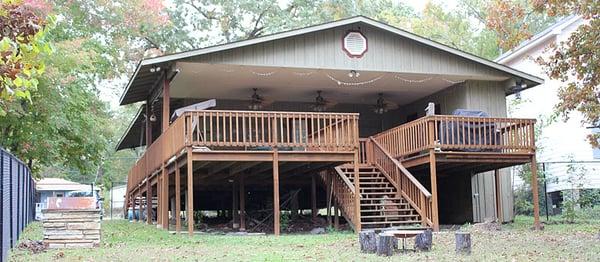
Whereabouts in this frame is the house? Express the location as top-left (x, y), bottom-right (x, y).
top-left (496, 16), bottom-right (600, 213)
top-left (117, 16), bottom-right (543, 234)
top-left (107, 184), bottom-right (127, 219)
top-left (35, 178), bottom-right (100, 219)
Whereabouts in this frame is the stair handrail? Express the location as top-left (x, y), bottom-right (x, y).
top-left (334, 166), bottom-right (356, 194)
top-left (366, 137), bottom-right (433, 227)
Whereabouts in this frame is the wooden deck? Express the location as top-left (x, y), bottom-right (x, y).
top-left (125, 111), bottom-right (541, 234)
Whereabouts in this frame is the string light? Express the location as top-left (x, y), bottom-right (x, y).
top-left (325, 73), bottom-right (384, 87)
top-left (292, 71), bottom-right (314, 76)
top-left (251, 71), bottom-right (276, 77)
top-left (441, 78), bottom-right (464, 84)
top-left (394, 75), bottom-right (432, 83)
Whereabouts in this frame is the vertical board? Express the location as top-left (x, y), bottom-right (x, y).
top-left (1, 151), bottom-right (9, 262)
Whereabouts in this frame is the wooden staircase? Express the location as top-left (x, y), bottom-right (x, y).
top-left (336, 165), bottom-right (422, 230)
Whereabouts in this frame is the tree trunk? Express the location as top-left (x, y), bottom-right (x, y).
top-left (455, 232), bottom-right (471, 254)
top-left (359, 230), bottom-right (377, 253)
top-left (376, 233), bottom-right (395, 256)
top-left (415, 229), bottom-right (433, 251)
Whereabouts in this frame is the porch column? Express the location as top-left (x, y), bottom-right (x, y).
top-left (429, 149), bottom-right (439, 231)
top-left (187, 148), bottom-right (194, 236)
top-left (494, 169), bottom-right (503, 222)
top-left (273, 149), bottom-right (280, 236)
top-left (232, 178), bottom-right (239, 229)
top-left (353, 149), bottom-right (362, 232)
top-left (326, 172), bottom-right (332, 227)
top-left (162, 167), bottom-right (169, 229)
top-left (530, 155), bottom-right (541, 230)
top-left (162, 77), bottom-right (170, 133)
top-left (147, 179), bottom-right (153, 224)
top-left (132, 190), bottom-right (137, 222)
top-left (239, 173), bottom-right (246, 231)
top-left (157, 177), bottom-right (161, 227)
top-left (145, 100), bottom-right (153, 145)
top-left (175, 161), bottom-right (181, 233)
top-left (311, 174), bottom-right (317, 219)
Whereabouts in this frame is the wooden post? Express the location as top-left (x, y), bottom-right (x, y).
top-left (239, 173), bottom-right (246, 231)
top-left (146, 181), bottom-right (152, 225)
top-left (311, 174), bottom-right (317, 219)
top-left (429, 149), bottom-right (439, 231)
top-left (132, 190), bottom-right (137, 222)
top-left (175, 162), bottom-right (181, 233)
top-left (353, 149), bottom-right (362, 232)
top-left (334, 201), bottom-right (339, 230)
top-left (162, 167), bottom-right (169, 230)
top-left (157, 177), bottom-right (161, 227)
top-left (530, 155), bottom-right (541, 230)
top-left (326, 172), bottom-right (332, 227)
top-left (145, 100), bottom-right (153, 225)
top-left (232, 178), bottom-right (239, 229)
top-left (186, 149), bottom-right (194, 236)
top-left (494, 169), bottom-right (503, 223)
top-left (273, 149), bottom-right (280, 236)
top-left (162, 77), bottom-right (170, 133)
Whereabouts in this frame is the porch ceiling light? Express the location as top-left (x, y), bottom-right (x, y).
top-left (348, 70), bottom-right (360, 78)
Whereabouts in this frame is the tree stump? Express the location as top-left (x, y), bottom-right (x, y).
top-left (414, 229), bottom-right (433, 251)
top-left (359, 230), bottom-right (377, 253)
top-left (455, 232), bottom-right (471, 254)
top-left (376, 233), bottom-right (395, 256)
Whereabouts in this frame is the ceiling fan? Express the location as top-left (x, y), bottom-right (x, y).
top-left (248, 88), bottom-right (273, 110)
top-left (373, 93), bottom-right (398, 114)
top-left (311, 91), bottom-right (337, 112)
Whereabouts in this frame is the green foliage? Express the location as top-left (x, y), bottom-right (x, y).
top-left (0, 0), bottom-right (53, 116)
top-left (280, 212), bottom-right (290, 231)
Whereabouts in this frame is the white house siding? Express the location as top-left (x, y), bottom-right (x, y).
top-left (498, 17), bottom-right (600, 194)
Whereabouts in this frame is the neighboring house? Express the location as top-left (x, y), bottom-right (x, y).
top-left (107, 184), bottom-right (127, 219)
top-left (496, 16), bottom-right (600, 213)
top-left (117, 16), bottom-right (545, 233)
top-left (35, 178), bottom-right (100, 219)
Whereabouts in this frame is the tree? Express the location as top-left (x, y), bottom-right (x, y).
top-left (0, 0), bottom-right (52, 116)
top-left (485, 0), bottom-right (599, 147)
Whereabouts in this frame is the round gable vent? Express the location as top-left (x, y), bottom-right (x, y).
top-left (342, 31), bottom-right (368, 58)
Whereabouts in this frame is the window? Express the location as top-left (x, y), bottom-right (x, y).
top-left (593, 128), bottom-right (600, 159)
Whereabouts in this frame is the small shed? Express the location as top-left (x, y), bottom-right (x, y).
top-left (35, 178), bottom-right (100, 219)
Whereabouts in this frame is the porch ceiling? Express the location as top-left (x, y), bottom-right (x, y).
top-left (170, 62), bottom-right (503, 105)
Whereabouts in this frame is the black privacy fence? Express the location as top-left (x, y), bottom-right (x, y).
top-left (1, 147), bottom-right (35, 262)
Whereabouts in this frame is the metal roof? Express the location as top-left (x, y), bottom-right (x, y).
top-left (119, 16), bottom-right (544, 106)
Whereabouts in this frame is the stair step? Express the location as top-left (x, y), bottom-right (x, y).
top-left (357, 182), bottom-right (392, 185)
top-left (361, 215), bottom-right (420, 219)
top-left (361, 220), bottom-right (421, 225)
top-left (361, 203), bottom-right (410, 208)
top-left (361, 192), bottom-right (398, 195)
top-left (361, 208), bottom-right (413, 213)
top-left (360, 197), bottom-right (405, 201)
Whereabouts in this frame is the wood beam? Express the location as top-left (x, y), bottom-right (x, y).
top-left (175, 161), bottom-right (181, 233)
top-left (494, 169), bottom-right (503, 223)
top-left (146, 177), bottom-right (153, 225)
top-left (162, 166), bottom-right (169, 230)
top-left (239, 173), bottom-right (246, 231)
top-left (273, 149), bottom-right (280, 236)
top-left (326, 172), bottom-right (332, 227)
top-left (187, 149), bottom-right (194, 236)
top-left (232, 177), bottom-right (239, 229)
top-left (530, 155), bottom-right (541, 230)
top-left (311, 175), bottom-right (317, 219)
top-left (353, 150), bottom-right (361, 232)
top-left (429, 149), bottom-right (440, 231)
top-left (156, 176), bottom-right (161, 227)
top-left (162, 77), bottom-right (170, 133)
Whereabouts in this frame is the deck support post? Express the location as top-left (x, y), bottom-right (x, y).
top-left (326, 172), bottom-right (332, 227)
top-left (162, 76), bottom-right (170, 132)
top-left (494, 169), bottom-right (503, 223)
top-left (530, 154), bottom-right (541, 230)
top-left (157, 177), bottom-right (161, 227)
top-left (162, 167), bottom-right (169, 230)
top-left (429, 149), bottom-right (439, 231)
top-left (146, 181), bottom-right (152, 224)
top-left (186, 149), bottom-right (194, 236)
top-left (175, 161), bottom-right (181, 233)
top-left (239, 173), bottom-right (246, 231)
top-left (311, 174), bottom-right (317, 219)
top-left (232, 177), bottom-right (239, 229)
top-left (273, 149), bottom-right (280, 236)
top-left (353, 149), bottom-right (362, 232)
top-left (132, 190), bottom-right (137, 222)
top-left (334, 201), bottom-right (339, 230)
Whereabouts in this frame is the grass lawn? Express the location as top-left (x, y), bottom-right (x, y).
top-left (9, 216), bottom-right (600, 261)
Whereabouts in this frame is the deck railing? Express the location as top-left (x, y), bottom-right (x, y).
top-left (373, 115), bottom-right (536, 159)
top-left (325, 169), bottom-right (357, 229)
top-left (127, 110), bottom-right (360, 192)
top-left (364, 137), bottom-right (433, 227)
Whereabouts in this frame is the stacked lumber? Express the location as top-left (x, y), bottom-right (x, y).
top-left (42, 209), bottom-right (101, 249)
